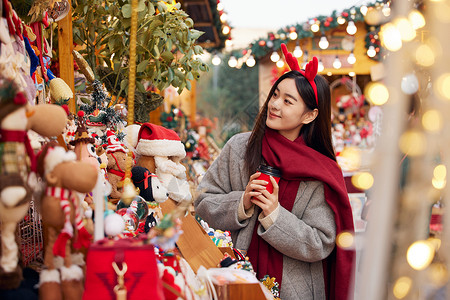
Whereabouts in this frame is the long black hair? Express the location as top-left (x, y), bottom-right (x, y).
top-left (244, 71), bottom-right (335, 177)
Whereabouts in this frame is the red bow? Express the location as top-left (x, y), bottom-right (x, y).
top-left (281, 43), bottom-right (319, 105)
top-left (136, 171), bottom-right (156, 190)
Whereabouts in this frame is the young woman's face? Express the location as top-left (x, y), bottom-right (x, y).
top-left (266, 78), bottom-right (317, 141)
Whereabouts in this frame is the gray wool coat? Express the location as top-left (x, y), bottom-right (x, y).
top-left (195, 132), bottom-right (337, 300)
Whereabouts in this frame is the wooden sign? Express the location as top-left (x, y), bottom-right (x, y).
top-left (159, 199), bottom-right (224, 273)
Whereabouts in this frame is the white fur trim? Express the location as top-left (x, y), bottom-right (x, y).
top-left (60, 265), bottom-right (83, 281)
top-left (154, 156), bottom-right (186, 177)
top-left (71, 253), bottom-right (86, 267)
top-left (40, 269), bottom-right (60, 284)
top-left (136, 139), bottom-right (186, 158)
top-left (44, 147), bottom-right (76, 174)
top-left (124, 124), bottom-right (141, 151)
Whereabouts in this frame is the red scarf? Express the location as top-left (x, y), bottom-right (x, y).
top-left (246, 128), bottom-right (355, 300)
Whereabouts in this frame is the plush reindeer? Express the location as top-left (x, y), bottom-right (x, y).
top-left (0, 85), bottom-right (67, 289)
top-left (37, 143), bottom-right (98, 300)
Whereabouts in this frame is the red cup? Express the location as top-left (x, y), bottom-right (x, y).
top-left (257, 165), bottom-right (281, 194)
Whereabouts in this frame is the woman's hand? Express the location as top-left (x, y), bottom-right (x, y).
top-left (251, 176), bottom-right (279, 216)
top-left (243, 172), bottom-right (268, 210)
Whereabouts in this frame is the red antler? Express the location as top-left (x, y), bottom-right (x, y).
top-left (281, 43), bottom-right (300, 71)
top-left (304, 57), bottom-right (318, 82)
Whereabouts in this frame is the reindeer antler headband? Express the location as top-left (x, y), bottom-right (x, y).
top-left (280, 43), bottom-right (319, 106)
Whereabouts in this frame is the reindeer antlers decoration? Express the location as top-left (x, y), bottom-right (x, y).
top-left (280, 43), bottom-right (319, 105)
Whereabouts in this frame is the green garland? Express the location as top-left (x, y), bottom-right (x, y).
top-left (239, 1), bottom-right (383, 62)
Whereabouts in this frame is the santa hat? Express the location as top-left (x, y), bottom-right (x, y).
top-left (135, 123), bottom-right (185, 159)
top-left (105, 130), bottom-right (127, 153)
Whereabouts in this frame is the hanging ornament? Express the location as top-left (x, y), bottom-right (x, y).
top-left (401, 73), bottom-right (419, 95)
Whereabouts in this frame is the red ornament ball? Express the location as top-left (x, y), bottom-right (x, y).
top-left (290, 26), bottom-right (296, 32)
top-left (327, 17), bottom-right (333, 22)
top-left (242, 49), bottom-right (247, 55)
top-left (258, 40), bottom-right (266, 46)
top-left (342, 12), bottom-right (349, 17)
top-left (324, 21), bottom-right (330, 27)
top-left (167, 116), bottom-right (173, 122)
top-left (77, 110), bottom-right (85, 117)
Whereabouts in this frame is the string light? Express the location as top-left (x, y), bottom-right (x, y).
top-left (347, 51), bottom-right (356, 64)
top-left (333, 56), bottom-right (342, 69)
top-left (222, 25), bottom-right (230, 35)
top-left (319, 35), bottom-right (329, 49)
top-left (349, 71), bottom-right (356, 77)
top-left (245, 55), bottom-right (256, 67)
top-left (270, 51), bottom-right (280, 62)
top-left (220, 13), bottom-right (228, 22)
top-left (311, 22), bottom-right (320, 32)
top-left (360, 5), bottom-right (368, 16)
top-left (293, 44), bottom-right (303, 58)
top-left (225, 39), bottom-right (233, 48)
top-left (228, 56), bottom-right (237, 68)
top-left (289, 31), bottom-right (298, 40)
top-left (382, 3), bottom-right (391, 16)
top-left (217, 2), bottom-right (224, 11)
top-left (337, 16), bottom-right (346, 24)
top-left (276, 60), bottom-right (285, 68)
top-left (367, 45), bottom-right (377, 57)
top-left (211, 54), bottom-right (221, 66)
top-left (318, 59), bottom-right (324, 72)
top-left (346, 21), bottom-right (357, 35)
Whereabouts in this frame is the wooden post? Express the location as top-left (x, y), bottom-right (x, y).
top-left (189, 80), bottom-right (196, 125)
top-left (57, 0), bottom-right (75, 113)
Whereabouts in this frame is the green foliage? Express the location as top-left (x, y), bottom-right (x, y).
top-left (72, 0), bottom-right (209, 100)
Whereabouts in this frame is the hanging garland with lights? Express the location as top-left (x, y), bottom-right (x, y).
top-left (234, 1), bottom-right (389, 64)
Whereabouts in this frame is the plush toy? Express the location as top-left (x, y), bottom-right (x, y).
top-left (0, 83), bottom-right (67, 289)
top-left (36, 143), bottom-right (98, 300)
top-left (105, 130), bottom-right (131, 201)
top-left (132, 123), bottom-right (192, 203)
top-left (131, 166), bottom-right (168, 203)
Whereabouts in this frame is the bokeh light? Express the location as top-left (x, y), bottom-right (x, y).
top-left (422, 110), bottom-right (443, 132)
top-left (433, 164), bottom-right (446, 181)
top-left (394, 17), bottom-right (416, 41)
top-left (434, 73), bottom-right (450, 100)
top-left (408, 10), bottom-right (426, 29)
top-left (406, 240), bottom-right (435, 270)
top-left (432, 178), bottom-right (446, 190)
top-left (393, 276), bottom-right (412, 299)
top-left (351, 172), bottom-right (374, 190)
top-left (365, 82), bottom-right (389, 105)
top-left (415, 44), bottom-right (435, 67)
top-left (336, 232), bottom-right (354, 249)
top-left (380, 23), bottom-right (402, 51)
top-left (398, 130), bottom-right (426, 156)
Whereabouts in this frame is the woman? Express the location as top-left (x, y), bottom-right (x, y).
top-left (195, 44), bottom-right (354, 300)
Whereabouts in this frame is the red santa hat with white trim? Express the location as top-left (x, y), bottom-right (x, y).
top-left (105, 130), bottom-right (127, 153)
top-left (135, 123), bottom-right (186, 159)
